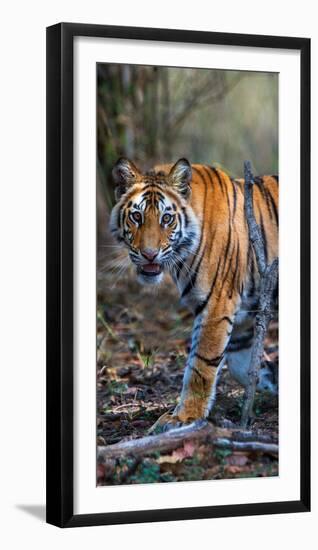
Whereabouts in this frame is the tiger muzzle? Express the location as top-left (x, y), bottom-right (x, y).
top-left (138, 262), bottom-right (162, 277)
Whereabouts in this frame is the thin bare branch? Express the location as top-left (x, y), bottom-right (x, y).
top-left (241, 161), bottom-right (279, 427)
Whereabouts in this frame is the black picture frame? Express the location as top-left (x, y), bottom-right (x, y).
top-left (46, 22), bottom-right (311, 528)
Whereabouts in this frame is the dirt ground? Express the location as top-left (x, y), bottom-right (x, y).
top-left (97, 241), bottom-right (278, 486)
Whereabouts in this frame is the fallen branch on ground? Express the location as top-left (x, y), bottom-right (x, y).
top-left (97, 421), bottom-right (278, 462)
top-left (213, 438), bottom-right (278, 454)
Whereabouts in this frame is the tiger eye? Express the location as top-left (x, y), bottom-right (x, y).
top-left (162, 213), bottom-right (172, 224)
top-left (132, 211), bottom-right (142, 223)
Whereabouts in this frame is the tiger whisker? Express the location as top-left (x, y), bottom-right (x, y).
top-left (170, 253), bottom-right (197, 279)
top-left (99, 256), bottom-right (131, 274)
top-left (108, 260), bottom-right (131, 289)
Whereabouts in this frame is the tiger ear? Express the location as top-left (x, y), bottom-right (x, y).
top-left (168, 158), bottom-right (192, 198)
top-left (112, 158), bottom-right (141, 200)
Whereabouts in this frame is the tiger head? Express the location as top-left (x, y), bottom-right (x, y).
top-left (110, 158), bottom-right (199, 285)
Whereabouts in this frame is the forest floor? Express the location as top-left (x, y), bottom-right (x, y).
top-left (97, 244), bottom-right (279, 486)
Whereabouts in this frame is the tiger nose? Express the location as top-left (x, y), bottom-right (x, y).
top-left (141, 248), bottom-right (159, 261)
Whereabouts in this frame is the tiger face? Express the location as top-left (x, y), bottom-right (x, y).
top-left (110, 158), bottom-right (199, 285)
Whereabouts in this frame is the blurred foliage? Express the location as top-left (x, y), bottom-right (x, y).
top-left (97, 63), bottom-right (278, 214)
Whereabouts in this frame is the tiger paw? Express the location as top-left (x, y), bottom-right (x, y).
top-left (148, 411), bottom-right (182, 434)
top-left (148, 408), bottom-right (205, 434)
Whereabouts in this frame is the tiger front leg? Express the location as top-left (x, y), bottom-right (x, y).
top-left (151, 298), bottom-right (238, 432)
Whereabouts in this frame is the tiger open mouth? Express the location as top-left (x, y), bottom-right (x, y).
top-left (138, 263), bottom-right (163, 277)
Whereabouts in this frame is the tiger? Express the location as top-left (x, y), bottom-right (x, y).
top-left (110, 157), bottom-right (278, 430)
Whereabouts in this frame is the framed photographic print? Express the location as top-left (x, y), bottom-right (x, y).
top-left (46, 23), bottom-right (310, 527)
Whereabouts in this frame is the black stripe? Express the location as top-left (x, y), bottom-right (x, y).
top-left (259, 213), bottom-right (268, 265)
top-left (192, 366), bottom-right (204, 379)
top-left (174, 231), bottom-right (197, 255)
top-left (264, 188), bottom-right (273, 221)
top-left (227, 242), bottom-right (240, 298)
top-left (174, 258), bottom-right (184, 278)
top-left (219, 316), bottom-right (233, 325)
top-left (142, 183), bottom-right (165, 191)
top-left (254, 176), bottom-right (266, 200)
top-left (143, 180), bottom-right (164, 188)
top-left (192, 322), bottom-right (202, 337)
top-left (195, 352), bottom-right (224, 367)
top-left (228, 341), bottom-right (253, 352)
top-left (255, 176), bottom-right (277, 228)
top-left (203, 166), bottom-right (228, 266)
top-left (210, 166), bottom-right (225, 195)
top-left (228, 330), bottom-right (254, 352)
top-left (192, 166), bottom-right (204, 177)
top-left (222, 173), bottom-right (231, 216)
top-left (215, 170), bottom-right (232, 279)
top-left (222, 237), bottom-right (237, 288)
top-left (195, 257), bottom-right (222, 315)
top-left (233, 242), bottom-right (241, 295)
top-left (221, 219), bottom-right (232, 277)
top-left (181, 253), bottom-right (204, 298)
top-left (230, 178), bottom-right (237, 218)
top-left (271, 175), bottom-right (279, 184)
top-left (230, 328), bottom-right (254, 343)
top-left (140, 191), bottom-right (152, 199)
top-left (183, 166), bottom-right (207, 276)
top-left (155, 191), bottom-right (166, 201)
top-left (117, 204), bottom-right (124, 227)
top-left (267, 188), bottom-right (279, 226)
top-left (202, 166), bottom-right (214, 190)
top-left (181, 206), bottom-right (189, 227)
